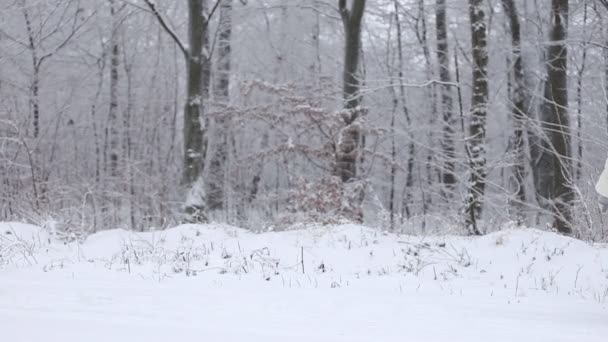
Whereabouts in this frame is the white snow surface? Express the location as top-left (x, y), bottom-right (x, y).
top-left (1, 221), bottom-right (607, 341)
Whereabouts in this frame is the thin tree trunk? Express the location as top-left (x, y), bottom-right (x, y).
top-left (312, 0), bottom-right (322, 80)
top-left (90, 53), bottom-right (105, 230)
top-left (575, 3), bottom-right (588, 182)
top-left (435, 0), bottom-right (457, 194)
top-left (22, 6), bottom-right (40, 139)
top-left (108, 0), bottom-right (121, 225)
top-left (108, 0), bottom-right (120, 179)
top-left (411, 0), bottom-right (437, 213)
top-left (22, 5), bottom-right (45, 210)
top-left (122, 44), bottom-right (136, 231)
top-left (605, 27), bottom-right (608, 136)
top-left (464, 0), bottom-right (489, 235)
top-left (394, 0), bottom-right (414, 220)
top-left (206, 0), bottom-right (232, 213)
top-left (501, 0), bottom-right (528, 224)
top-left (389, 93), bottom-right (397, 230)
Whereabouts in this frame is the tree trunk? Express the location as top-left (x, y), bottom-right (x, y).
top-left (435, 0), bottom-right (457, 194)
top-left (394, 0), bottom-right (414, 220)
top-left (123, 45), bottom-right (136, 230)
top-left (575, 3), bottom-right (588, 182)
top-left (336, 0), bottom-right (366, 182)
top-left (312, 0), bottom-right (322, 80)
top-left (22, 5), bottom-right (45, 209)
top-left (501, 0), bottom-right (528, 224)
top-left (536, 0), bottom-right (573, 234)
top-left (183, 0), bottom-right (209, 222)
top-left (108, 0), bottom-right (121, 225)
top-left (605, 26), bottom-right (608, 136)
top-left (464, 0), bottom-right (489, 235)
top-left (22, 6), bottom-right (40, 139)
top-left (412, 0), bottom-right (437, 216)
top-left (335, 0), bottom-right (367, 222)
top-left (206, 0), bottom-right (232, 213)
top-left (108, 0), bottom-right (120, 180)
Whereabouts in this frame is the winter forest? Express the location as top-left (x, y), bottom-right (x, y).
top-left (2, 0), bottom-right (608, 238)
top-left (2, 0), bottom-right (608, 340)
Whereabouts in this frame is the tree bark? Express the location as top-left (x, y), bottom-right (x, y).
top-left (336, 0), bottom-right (366, 183)
top-left (108, 0), bottom-right (120, 180)
top-left (394, 0), bottom-right (414, 220)
top-left (181, 0), bottom-right (210, 221)
top-left (107, 0), bottom-right (121, 225)
top-left (335, 0), bottom-right (367, 222)
top-left (435, 0), bottom-right (457, 194)
top-left (575, 3), bottom-right (588, 182)
top-left (605, 26), bottom-right (608, 137)
top-left (206, 0), bottom-right (233, 213)
top-left (501, 0), bottom-right (528, 224)
top-left (536, 0), bottom-right (573, 234)
top-left (464, 0), bottom-right (489, 235)
top-left (22, 6), bottom-right (40, 139)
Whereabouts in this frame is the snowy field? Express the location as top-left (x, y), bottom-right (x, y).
top-left (1, 222), bottom-right (607, 341)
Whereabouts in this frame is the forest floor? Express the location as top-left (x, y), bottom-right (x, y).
top-left (1, 222), bottom-right (607, 341)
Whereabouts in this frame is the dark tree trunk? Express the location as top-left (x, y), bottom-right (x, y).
top-left (575, 3), bottom-right (588, 182)
top-left (181, 0), bottom-right (210, 221)
top-left (435, 0), bottom-right (457, 194)
top-left (108, 0), bottom-right (120, 180)
top-left (107, 0), bottom-right (121, 226)
top-left (535, 0), bottom-right (573, 234)
top-left (501, 0), bottom-right (528, 224)
top-left (335, 0), bottom-right (366, 222)
top-left (336, 0), bottom-right (366, 182)
top-left (464, 0), bottom-right (489, 235)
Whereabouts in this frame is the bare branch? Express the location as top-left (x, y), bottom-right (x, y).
top-left (142, 0), bottom-right (188, 57)
top-left (38, 8), bottom-right (97, 67)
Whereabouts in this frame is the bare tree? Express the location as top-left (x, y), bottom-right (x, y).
top-left (143, 0), bottom-right (220, 221)
top-left (18, 0), bottom-right (89, 139)
top-left (10, 0), bottom-right (91, 212)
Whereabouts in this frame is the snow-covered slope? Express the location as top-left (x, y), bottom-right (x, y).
top-left (1, 222), bottom-right (607, 341)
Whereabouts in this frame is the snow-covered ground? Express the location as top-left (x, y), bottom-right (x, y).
top-left (1, 222), bottom-right (607, 341)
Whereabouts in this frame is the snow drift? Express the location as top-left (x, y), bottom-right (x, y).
top-left (1, 222), bottom-right (607, 341)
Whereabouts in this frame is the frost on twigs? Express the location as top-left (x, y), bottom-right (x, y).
top-left (0, 223), bottom-right (49, 268)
